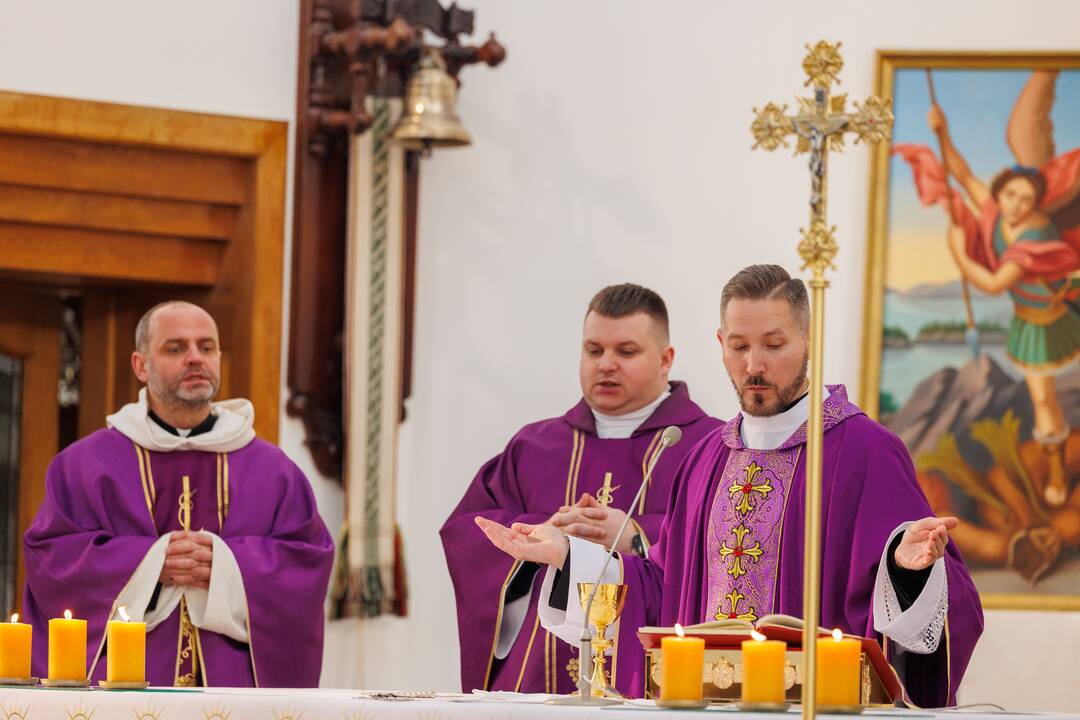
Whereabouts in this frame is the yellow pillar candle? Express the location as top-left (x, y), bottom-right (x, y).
top-left (741, 630), bottom-right (787, 703)
top-left (106, 607), bottom-right (145, 683)
top-left (660, 624), bottom-right (705, 702)
top-left (48, 610), bottom-right (87, 682)
top-left (816, 628), bottom-right (862, 706)
top-left (0, 614), bottom-right (32, 679)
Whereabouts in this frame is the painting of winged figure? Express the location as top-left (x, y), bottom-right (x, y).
top-left (872, 58), bottom-right (1080, 603)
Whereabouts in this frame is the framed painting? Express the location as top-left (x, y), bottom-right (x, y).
top-left (861, 51), bottom-right (1080, 610)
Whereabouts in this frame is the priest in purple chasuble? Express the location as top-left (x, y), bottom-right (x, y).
top-left (441, 284), bottom-right (723, 694)
top-left (477, 266), bottom-right (984, 707)
top-left (22, 301), bottom-right (334, 687)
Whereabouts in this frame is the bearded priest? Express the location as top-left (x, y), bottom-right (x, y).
top-left (22, 301), bottom-right (333, 687)
top-left (477, 265), bottom-right (983, 707)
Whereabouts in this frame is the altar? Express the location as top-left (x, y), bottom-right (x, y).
top-left (0, 688), bottom-right (1076, 720)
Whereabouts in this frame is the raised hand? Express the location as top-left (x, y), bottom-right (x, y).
top-left (927, 104), bottom-right (947, 134)
top-left (894, 516), bottom-right (959, 571)
top-left (475, 517), bottom-right (569, 568)
top-left (159, 531), bottom-right (214, 589)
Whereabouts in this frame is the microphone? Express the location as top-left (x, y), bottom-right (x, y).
top-left (571, 425), bottom-right (682, 703)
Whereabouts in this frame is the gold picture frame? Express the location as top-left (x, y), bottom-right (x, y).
top-left (860, 51), bottom-right (1080, 611)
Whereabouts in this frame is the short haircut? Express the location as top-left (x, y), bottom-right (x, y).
top-left (720, 264), bottom-right (809, 333)
top-left (134, 300), bottom-right (206, 352)
top-left (990, 168), bottom-right (1047, 206)
top-left (586, 283), bottom-right (670, 342)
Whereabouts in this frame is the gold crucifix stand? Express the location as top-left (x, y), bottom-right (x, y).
top-left (750, 41), bottom-right (893, 720)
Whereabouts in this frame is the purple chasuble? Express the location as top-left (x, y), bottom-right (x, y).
top-left (615, 386), bottom-right (983, 707)
top-left (22, 428), bottom-right (334, 687)
top-left (441, 381), bottom-right (722, 695)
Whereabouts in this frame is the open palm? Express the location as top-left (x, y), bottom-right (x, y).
top-left (475, 517), bottom-right (570, 567)
top-left (894, 516), bottom-right (958, 571)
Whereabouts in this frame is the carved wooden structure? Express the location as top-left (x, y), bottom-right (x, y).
top-left (289, 0), bottom-right (505, 477)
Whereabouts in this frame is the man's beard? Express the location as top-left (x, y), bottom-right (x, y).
top-left (148, 363), bottom-right (219, 410)
top-left (730, 351), bottom-right (809, 417)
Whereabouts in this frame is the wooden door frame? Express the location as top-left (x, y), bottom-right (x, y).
top-left (0, 293), bottom-right (60, 611)
top-left (0, 92), bottom-right (287, 440)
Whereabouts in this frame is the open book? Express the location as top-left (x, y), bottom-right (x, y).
top-left (639, 613), bottom-right (831, 640)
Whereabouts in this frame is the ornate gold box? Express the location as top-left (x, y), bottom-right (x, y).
top-left (637, 623), bottom-right (902, 705)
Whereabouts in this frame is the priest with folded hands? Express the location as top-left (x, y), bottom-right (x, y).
top-left (23, 301), bottom-right (333, 687)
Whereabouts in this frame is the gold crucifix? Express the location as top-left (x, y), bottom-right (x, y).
top-left (751, 41), bottom-right (893, 282)
top-left (595, 472), bottom-right (620, 508)
top-left (750, 41), bottom-right (893, 720)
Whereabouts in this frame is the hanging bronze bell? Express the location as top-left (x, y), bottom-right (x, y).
top-left (391, 48), bottom-right (472, 150)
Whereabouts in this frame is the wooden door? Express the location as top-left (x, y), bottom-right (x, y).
top-left (0, 293), bottom-right (60, 615)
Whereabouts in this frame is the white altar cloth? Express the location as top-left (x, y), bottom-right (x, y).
top-left (0, 687), bottom-right (1073, 720)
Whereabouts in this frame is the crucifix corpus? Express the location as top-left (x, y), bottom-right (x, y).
top-left (750, 41), bottom-right (894, 720)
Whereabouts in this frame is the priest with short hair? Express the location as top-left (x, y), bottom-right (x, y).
top-left (478, 266), bottom-right (983, 706)
top-left (443, 283), bottom-right (722, 695)
top-left (23, 301), bottom-right (334, 687)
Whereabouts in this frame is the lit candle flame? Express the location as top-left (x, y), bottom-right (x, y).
top-left (674, 623), bottom-right (685, 638)
top-left (750, 629), bottom-right (767, 642)
top-left (64, 609), bottom-right (72, 620)
top-left (832, 628), bottom-right (843, 641)
top-left (118, 606), bottom-right (130, 622)
top-left (10, 613), bottom-right (17, 623)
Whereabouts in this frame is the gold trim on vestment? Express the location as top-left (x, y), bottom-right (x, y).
top-left (638, 430), bottom-right (663, 515)
top-left (194, 625), bottom-right (209, 686)
top-left (223, 453), bottom-right (230, 519)
top-left (944, 616), bottom-right (952, 704)
top-left (141, 447), bottom-right (157, 505)
top-left (175, 597), bottom-right (199, 687)
top-left (481, 559), bottom-right (523, 690)
top-left (135, 445), bottom-right (153, 516)
top-left (543, 630), bottom-right (551, 693)
top-left (571, 432), bottom-right (585, 504)
top-left (564, 430), bottom-right (581, 506)
top-left (216, 454), bottom-right (223, 530)
top-left (514, 614), bottom-right (542, 692)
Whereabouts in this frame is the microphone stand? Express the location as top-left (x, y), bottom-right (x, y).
top-left (557, 426), bottom-right (681, 705)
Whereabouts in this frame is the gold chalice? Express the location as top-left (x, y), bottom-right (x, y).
top-left (577, 582), bottom-right (628, 697)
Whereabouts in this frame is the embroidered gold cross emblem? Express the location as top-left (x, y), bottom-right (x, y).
top-left (728, 462), bottom-right (773, 516)
top-left (715, 588), bottom-right (757, 622)
top-left (177, 474), bottom-right (195, 530)
top-left (718, 524), bottom-right (764, 579)
top-left (596, 472), bottom-right (620, 508)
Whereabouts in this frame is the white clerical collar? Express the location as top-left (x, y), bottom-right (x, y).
top-left (591, 388), bottom-right (671, 439)
top-left (739, 390), bottom-right (813, 450)
top-left (107, 387), bottom-right (257, 453)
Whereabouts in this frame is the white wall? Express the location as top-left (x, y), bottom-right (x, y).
top-left (2, 0), bottom-right (1078, 711)
top-left (357, 0), bottom-right (1080, 710)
